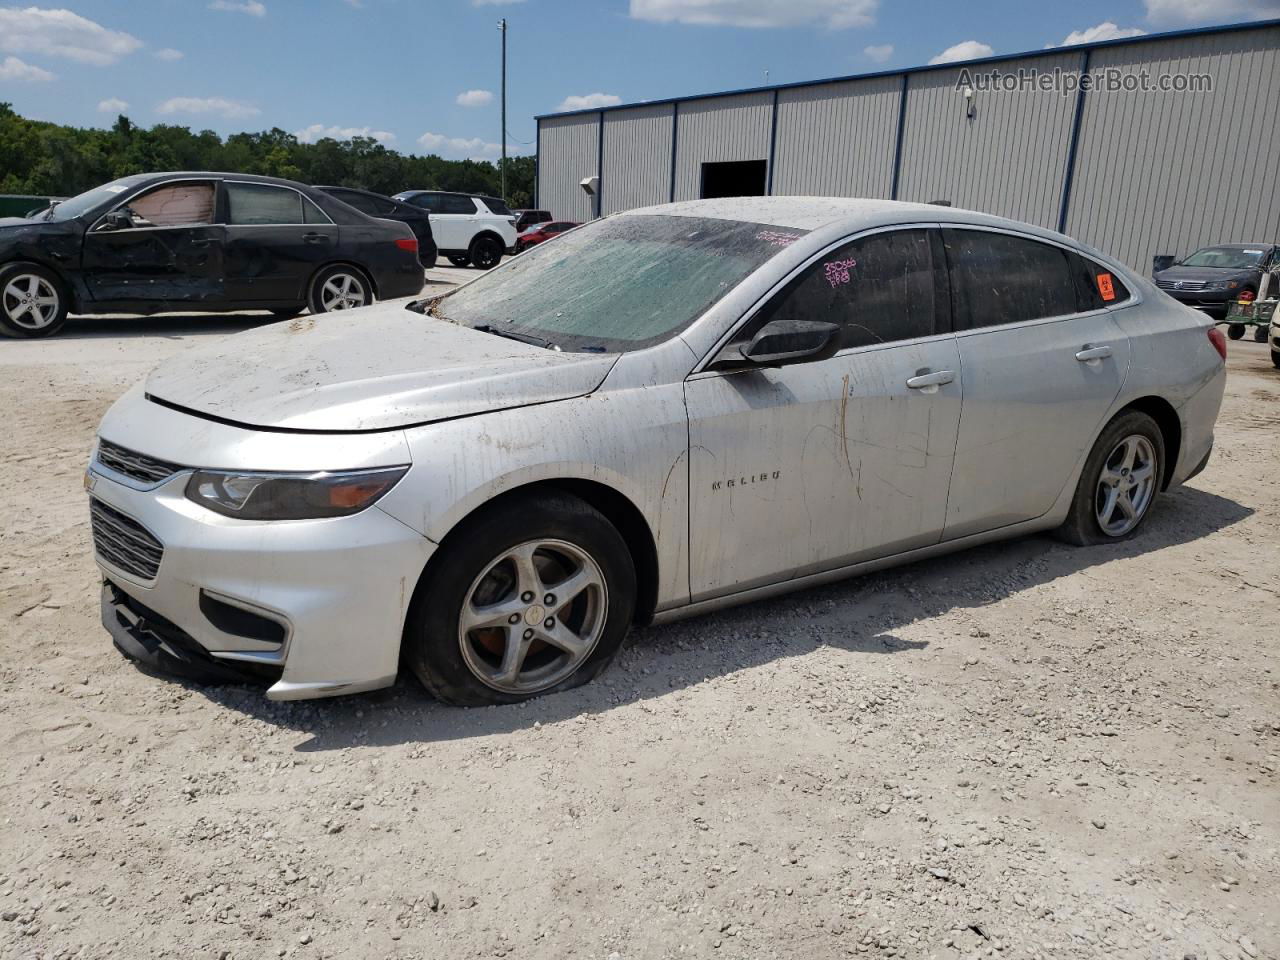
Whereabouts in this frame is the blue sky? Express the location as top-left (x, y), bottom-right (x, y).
top-left (1, 0), bottom-right (1277, 161)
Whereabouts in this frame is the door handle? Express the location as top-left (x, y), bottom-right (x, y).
top-left (302, 232), bottom-right (330, 244)
top-left (189, 238), bottom-right (214, 248)
top-left (1075, 344), bottom-right (1113, 362)
top-left (905, 369), bottom-right (955, 391)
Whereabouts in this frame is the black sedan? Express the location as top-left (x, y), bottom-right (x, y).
top-left (1152, 243), bottom-right (1279, 319)
top-left (0, 172), bottom-right (425, 338)
top-left (315, 185), bottom-right (437, 269)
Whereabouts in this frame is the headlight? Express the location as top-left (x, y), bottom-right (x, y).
top-left (185, 466), bottom-right (408, 520)
top-left (1205, 280), bottom-right (1239, 291)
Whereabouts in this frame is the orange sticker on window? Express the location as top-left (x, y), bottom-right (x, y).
top-left (1097, 272), bottom-right (1116, 302)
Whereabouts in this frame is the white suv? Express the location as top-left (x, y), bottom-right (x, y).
top-left (392, 191), bottom-right (517, 270)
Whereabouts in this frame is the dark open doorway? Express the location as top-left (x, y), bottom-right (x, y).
top-left (700, 160), bottom-right (767, 200)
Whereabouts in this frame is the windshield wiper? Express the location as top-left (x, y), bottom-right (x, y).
top-left (472, 324), bottom-right (560, 351)
top-left (41, 200), bottom-right (62, 222)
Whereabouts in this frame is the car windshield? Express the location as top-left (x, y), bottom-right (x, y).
top-left (37, 180), bottom-right (138, 222)
top-left (435, 214), bottom-right (809, 353)
top-left (1178, 246), bottom-right (1266, 269)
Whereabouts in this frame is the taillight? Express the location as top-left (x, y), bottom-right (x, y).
top-left (1207, 326), bottom-right (1227, 361)
top-left (395, 237), bottom-right (418, 253)
top-left (1238, 289), bottom-right (1256, 303)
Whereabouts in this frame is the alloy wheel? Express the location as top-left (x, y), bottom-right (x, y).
top-left (1094, 434), bottom-right (1157, 537)
top-left (2, 274), bottom-right (60, 330)
top-left (320, 273), bottom-right (366, 311)
top-left (457, 538), bottom-right (607, 694)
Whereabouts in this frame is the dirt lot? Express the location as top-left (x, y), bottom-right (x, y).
top-left (1, 301), bottom-right (1277, 960)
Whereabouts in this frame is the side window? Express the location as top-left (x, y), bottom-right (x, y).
top-left (943, 229), bottom-right (1079, 329)
top-left (120, 182), bottom-right (215, 228)
top-left (1069, 251), bottom-right (1131, 310)
top-left (441, 195), bottom-right (478, 215)
top-left (372, 197), bottom-right (397, 216)
top-left (737, 229), bottom-right (941, 352)
top-left (337, 191), bottom-right (378, 215)
top-left (227, 183), bottom-right (306, 225)
top-left (410, 194), bottom-right (441, 213)
top-left (302, 195), bottom-right (330, 224)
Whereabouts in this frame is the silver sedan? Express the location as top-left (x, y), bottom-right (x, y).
top-left (86, 198), bottom-right (1226, 705)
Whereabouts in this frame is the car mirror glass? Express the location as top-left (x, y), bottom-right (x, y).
top-left (741, 318), bottom-right (841, 366)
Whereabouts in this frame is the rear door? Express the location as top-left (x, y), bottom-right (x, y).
top-left (941, 227), bottom-right (1132, 539)
top-left (222, 181), bottom-right (337, 302)
top-left (80, 179), bottom-right (224, 304)
top-left (430, 194), bottom-right (479, 251)
top-left (685, 227), bottom-right (962, 599)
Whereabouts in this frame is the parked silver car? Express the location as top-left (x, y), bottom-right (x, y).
top-left (86, 198), bottom-right (1226, 705)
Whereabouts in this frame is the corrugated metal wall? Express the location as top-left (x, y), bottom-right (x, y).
top-left (536, 24), bottom-right (1280, 270)
top-left (672, 92), bottom-right (773, 201)
top-left (772, 76), bottom-right (901, 198)
top-left (537, 114), bottom-right (599, 222)
top-left (1066, 26), bottom-right (1280, 269)
top-left (897, 52), bottom-right (1080, 229)
top-left (602, 104), bottom-right (675, 215)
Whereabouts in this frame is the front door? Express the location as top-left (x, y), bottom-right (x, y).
top-left (939, 228), bottom-right (1132, 539)
top-left (80, 179), bottom-right (224, 304)
top-left (222, 181), bottom-right (338, 303)
top-left (431, 194), bottom-right (478, 251)
top-left (686, 228), bottom-right (962, 601)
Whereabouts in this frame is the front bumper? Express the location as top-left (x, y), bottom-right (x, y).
top-left (88, 464), bottom-right (435, 700)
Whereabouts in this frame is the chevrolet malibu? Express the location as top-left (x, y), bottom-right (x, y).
top-left (86, 198), bottom-right (1226, 706)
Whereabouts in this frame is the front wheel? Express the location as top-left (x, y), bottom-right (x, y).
top-left (1227, 323), bottom-right (1246, 340)
top-left (1055, 411), bottom-right (1165, 546)
top-left (1271, 349), bottom-right (1280, 369)
top-left (447, 255), bottom-right (470, 268)
top-left (308, 265), bottom-right (371, 314)
top-left (404, 493), bottom-right (636, 706)
top-left (469, 236), bottom-right (503, 270)
top-left (0, 264), bottom-right (68, 338)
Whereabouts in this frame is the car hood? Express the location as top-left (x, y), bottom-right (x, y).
top-left (144, 302), bottom-right (617, 432)
top-left (1154, 265), bottom-right (1256, 282)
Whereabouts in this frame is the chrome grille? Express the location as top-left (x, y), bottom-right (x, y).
top-left (96, 439), bottom-right (182, 485)
top-left (90, 499), bottom-right (164, 581)
top-left (1157, 279), bottom-right (1206, 292)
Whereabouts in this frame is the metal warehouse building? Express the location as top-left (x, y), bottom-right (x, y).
top-left (535, 19), bottom-right (1280, 272)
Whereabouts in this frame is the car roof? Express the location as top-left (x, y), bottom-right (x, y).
top-left (626, 196), bottom-right (1081, 245)
top-left (1191, 242), bottom-right (1274, 249)
top-left (123, 171), bottom-right (319, 190)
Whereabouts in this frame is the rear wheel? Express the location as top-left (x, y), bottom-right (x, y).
top-left (1227, 323), bottom-right (1246, 340)
top-left (447, 255), bottom-right (470, 268)
top-left (1272, 350), bottom-right (1280, 369)
top-left (1253, 325), bottom-right (1267, 343)
top-left (469, 235), bottom-right (503, 270)
top-left (404, 493), bottom-right (636, 706)
top-left (0, 264), bottom-right (67, 338)
top-left (1056, 411), bottom-right (1164, 546)
top-left (308, 265), bottom-right (371, 314)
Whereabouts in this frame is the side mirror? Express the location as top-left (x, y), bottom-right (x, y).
top-left (98, 209), bottom-right (133, 232)
top-left (741, 318), bottom-right (841, 366)
top-left (1152, 254), bottom-right (1175, 274)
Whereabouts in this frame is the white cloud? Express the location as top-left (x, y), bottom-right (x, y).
top-left (208, 0), bottom-right (267, 16)
top-left (863, 43), bottom-right (893, 62)
top-left (928, 40), bottom-right (994, 65)
top-left (1144, 0), bottom-right (1280, 23)
top-left (557, 92), bottom-right (622, 111)
top-left (0, 55), bottom-right (55, 82)
top-left (456, 89), bottom-right (494, 107)
top-left (0, 7), bottom-right (142, 66)
top-left (630, 0), bottom-right (877, 29)
top-left (154, 47), bottom-right (184, 61)
top-left (295, 123), bottom-right (396, 144)
top-left (416, 131), bottom-right (522, 161)
top-left (97, 96), bottom-right (129, 112)
top-left (1052, 22), bottom-right (1147, 46)
top-left (157, 96), bottom-right (261, 119)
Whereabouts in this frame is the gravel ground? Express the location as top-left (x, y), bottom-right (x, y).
top-left (1, 301), bottom-right (1277, 960)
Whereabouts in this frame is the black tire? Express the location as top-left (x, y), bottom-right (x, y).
top-left (0, 263), bottom-right (68, 338)
top-left (1055, 410), bottom-right (1165, 547)
top-left (1272, 349), bottom-right (1280, 369)
top-left (1227, 324), bottom-right (1246, 340)
top-left (404, 492), bottom-right (636, 707)
top-left (447, 255), bottom-right (470, 268)
top-left (1252, 325), bottom-right (1267, 343)
top-left (307, 265), bottom-right (372, 314)
top-left (469, 235), bottom-right (503, 271)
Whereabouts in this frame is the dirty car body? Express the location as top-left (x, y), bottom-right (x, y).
top-left (87, 198), bottom-right (1226, 704)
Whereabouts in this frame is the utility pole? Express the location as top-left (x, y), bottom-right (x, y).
top-left (498, 18), bottom-right (507, 202)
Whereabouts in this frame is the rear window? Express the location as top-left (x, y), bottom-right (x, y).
top-left (435, 214), bottom-right (809, 353)
top-left (481, 196), bottom-right (513, 217)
